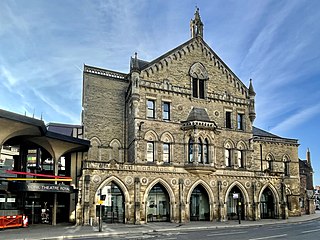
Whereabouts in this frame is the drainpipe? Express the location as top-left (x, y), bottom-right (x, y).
top-left (260, 144), bottom-right (263, 172)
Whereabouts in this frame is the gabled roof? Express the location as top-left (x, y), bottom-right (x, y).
top-left (133, 36), bottom-right (248, 91)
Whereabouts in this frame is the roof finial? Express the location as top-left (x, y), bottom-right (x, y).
top-left (306, 148), bottom-right (311, 165)
top-left (190, 7), bottom-right (204, 38)
top-left (131, 52), bottom-right (140, 72)
top-left (249, 78), bottom-right (256, 96)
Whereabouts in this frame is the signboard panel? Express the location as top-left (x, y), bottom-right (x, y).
top-left (8, 182), bottom-right (73, 193)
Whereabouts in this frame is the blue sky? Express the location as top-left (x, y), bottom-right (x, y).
top-left (1, 0), bottom-right (319, 184)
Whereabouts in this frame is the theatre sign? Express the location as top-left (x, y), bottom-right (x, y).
top-left (9, 182), bottom-right (73, 193)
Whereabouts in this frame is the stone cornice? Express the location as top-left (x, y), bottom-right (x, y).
top-left (84, 65), bottom-right (128, 81)
top-left (140, 79), bottom-right (249, 105)
top-left (253, 136), bottom-right (299, 146)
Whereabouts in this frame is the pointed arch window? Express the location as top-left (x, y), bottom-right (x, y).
top-left (237, 150), bottom-right (244, 168)
top-left (266, 154), bottom-right (273, 171)
top-left (283, 156), bottom-right (290, 176)
top-left (190, 62), bottom-right (208, 100)
top-left (163, 143), bottom-right (170, 163)
top-left (198, 138), bottom-right (203, 163)
top-left (188, 138), bottom-right (194, 163)
top-left (203, 138), bottom-right (209, 164)
top-left (225, 143), bottom-right (232, 167)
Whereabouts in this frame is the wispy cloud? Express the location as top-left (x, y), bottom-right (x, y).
top-left (0, 65), bottom-right (18, 86)
top-left (32, 88), bottom-right (79, 123)
top-left (270, 103), bottom-right (320, 134)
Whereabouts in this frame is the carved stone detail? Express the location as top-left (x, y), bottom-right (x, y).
top-left (189, 62), bottom-right (208, 79)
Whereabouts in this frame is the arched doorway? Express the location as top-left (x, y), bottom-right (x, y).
top-left (227, 186), bottom-right (245, 220)
top-left (190, 185), bottom-right (210, 221)
top-left (260, 187), bottom-right (275, 219)
top-left (146, 183), bottom-right (170, 222)
top-left (96, 181), bottom-right (124, 223)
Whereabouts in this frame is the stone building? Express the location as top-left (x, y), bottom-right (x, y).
top-left (79, 8), bottom-right (301, 225)
top-left (299, 149), bottom-right (315, 214)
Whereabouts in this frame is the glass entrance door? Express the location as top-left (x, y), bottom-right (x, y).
top-left (97, 182), bottom-right (124, 223)
top-left (190, 185), bottom-right (210, 221)
top-left (227, 186), bottom-right (245, 220)
top-left (147, 183), bottom-right (170, 222)
top-left (260, 188), bottom-right (275, 219)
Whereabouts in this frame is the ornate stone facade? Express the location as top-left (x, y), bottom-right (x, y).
top-left (79, 9), bottom-right (301, 225)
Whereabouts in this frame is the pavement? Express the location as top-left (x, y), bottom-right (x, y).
top-left (2, 211), bottom-right (320, 240)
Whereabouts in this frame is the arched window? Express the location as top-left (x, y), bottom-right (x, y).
top-left (237, 150), bottom-right (244, 168)
top-left (189, 62), bottom-right (208, 99)
top-left (145, 130), bottom-right (158, 163)
top-left (198, 138), bottom-right (203, 163)
top-left (160, 132), bottom-right (174, 164)
top-left (163, 143), bottom-right (170, 163)
top-left (189, 138), bottom-right (194, 163)
top-left (237, 142), bottom-right (246, 168)
top-left (283, 156), bottom-right (290, 176)
top-left (266, 154), bottom-right (273, 171)
top-left (225, 143), bottom-right (232, 167)
top-left (203, 138), bottom-right (209, 164)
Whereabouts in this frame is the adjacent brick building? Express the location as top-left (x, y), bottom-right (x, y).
top-left (78, 8), bottom-right (301, 225)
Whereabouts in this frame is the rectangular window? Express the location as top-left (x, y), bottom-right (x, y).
top-left (147, 142), bottom-right (154, 162)
top-left (147, 100), bottom-right (155, 118)
top-left (226, 111), bottom-right (232, 129)
top-left (237, 113), bottom-right (244, 130)
top-left (192, 78), bottom-right (198, 98)
top-left (192, 78), bottom-right (205, 99)
top-left (163, 102), bottom-right (170, 120)
top-left (163, 143), bottom-right (170, 163)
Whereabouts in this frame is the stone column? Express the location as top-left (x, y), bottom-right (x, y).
top-left (179, 178), bottom-right (185, 223)
top-left (281, 181), bottom-right (288, 219)
top-left (83, 175), bottom-right (91, 225)
top-left (252, 181), bottom-right (257, 220)
top-left (134, 177), bottom-right (140, 224)
top-left (217, 181), bottom-right (223, 221)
